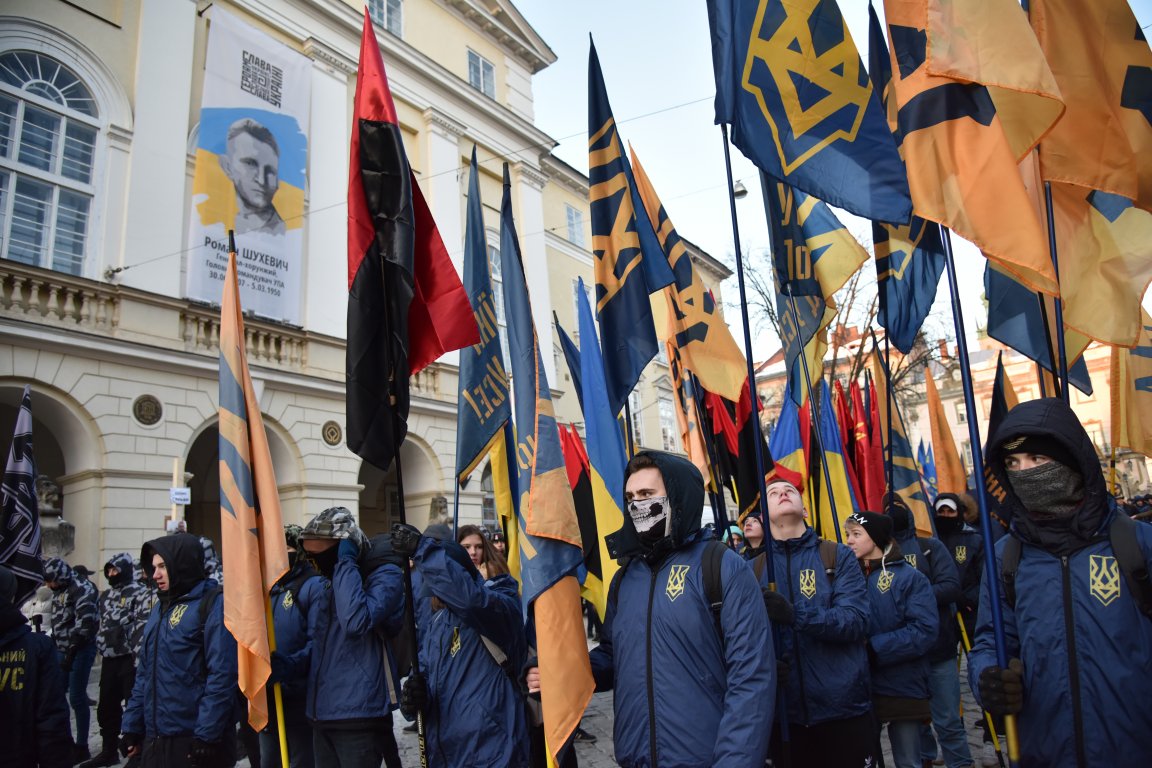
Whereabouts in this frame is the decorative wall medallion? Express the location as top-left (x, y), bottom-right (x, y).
top-left (132, 395), bottom-right (163, 426)
top-left (322, 420), bottom-right (342, 446)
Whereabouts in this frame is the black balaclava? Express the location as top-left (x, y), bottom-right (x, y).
top-left (933, 493), bottom-right (964, 536)
top-left (1006, 460), bottom-right (1085, 520)
top-left (885, 492), bottom-right (913, 537)
top-left (142, 532), bottom-right (206, 608)
top-left (308, 545), bottom-right (338, 579)
top-left (104, 552), bottom-right (135, 589)
top-left (42, 557), bottom-right (72, 591)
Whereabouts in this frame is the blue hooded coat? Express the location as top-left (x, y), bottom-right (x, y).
top-left (590, 451), bottom-right (775, 768)
top-left (122, 533), bottom-right (237, 743)
top-left (267, 560), bottom-right (328, 705)
top-left (756, 527), bottom-right (871, 726)
top-left (969, 398), bottom-right (1152, 768)
top-left (410, 538), bottom-right (528, 768)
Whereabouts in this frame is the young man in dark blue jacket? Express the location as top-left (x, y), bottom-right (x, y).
top-left (586, 451), bottom-right (774, 768)
top-left (300, 507), bottom-right (405, 768)
top-left (886, 494), bottom-right (971, 768)
top-left (754, 477), bottom-right (875, 767)
top-left (970, 398), bottom-right (1152, 768)
top-left (120, 532), bottom-right (238, 767)
top-left (43, 556), bottom-right (99, 763)
top-left (261, 524), bottom-right (328, 768)
top-left (0, 565), bottom-right (72, 768)
top-left (846, 511), bottom-right (938, 768)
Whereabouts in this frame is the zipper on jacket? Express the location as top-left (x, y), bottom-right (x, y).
top-left (646, 567), bottom-right (659, 768)
top-left (1060, 556), bottom-right (1087, 768)
top-left (784, 545), bottom-right (809, 724)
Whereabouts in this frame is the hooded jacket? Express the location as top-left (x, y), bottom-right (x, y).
top-left (0, 601), bottom-right (72, 768)
top-left (757, 527), bottom-right (871, 726)
top-left (969, 398), bottom-right (1152, 768)
top-left (42, 558), bottom-right (97, 654)
top-left (860, 543), bottom-right (938, 704)
top-left (121, 533), bottom-right (237, 743)
top-left (931, 504), bottom-right (984, 644)
top-left (591, 451), bottom-right (775, 768)
top-left (888, 507), bottom-right (961, 664)
top-left (410, 537), bottom-right (528, 768)
top-left (96, 552), bottom-right (154, 658)
top-left (307, 541), bottom-right (405, 724)
top-left (268, 559), bottom-right (328, 704)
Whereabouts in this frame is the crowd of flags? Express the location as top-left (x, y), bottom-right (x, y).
top-left (3, 1), bottom-right (1150, 765)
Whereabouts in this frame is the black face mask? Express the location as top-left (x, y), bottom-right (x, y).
top-left (934, 515), bottom-right (963, 536)
top-left (308, 545), bottom-right (338, 579)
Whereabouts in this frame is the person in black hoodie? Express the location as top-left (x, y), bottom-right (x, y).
top-left (120, 532), bottom-right (237, 767)
top-left (0, 564), bottom-right (72, 767)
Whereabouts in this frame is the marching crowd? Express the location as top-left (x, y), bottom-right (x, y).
top-left (4, 398), bottom-right (1152, 768)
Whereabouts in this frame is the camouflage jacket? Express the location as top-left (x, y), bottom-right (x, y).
top-left (97, 553), bottom-right (155, 657)
top-left (43, 560), bottom-right (98, 653)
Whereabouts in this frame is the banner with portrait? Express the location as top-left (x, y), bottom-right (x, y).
top-left (186, 10), bottom-right (310, 325)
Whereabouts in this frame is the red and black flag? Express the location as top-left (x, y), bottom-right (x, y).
top-left (347, 11), bottom-right (478, 470)
top-left (705, 388), bottom-right (775, 522)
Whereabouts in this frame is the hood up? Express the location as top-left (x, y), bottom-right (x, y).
top-left (607, 450), bottom-right (705, 561)
top-left (141, 532), bottom-right (206, 601)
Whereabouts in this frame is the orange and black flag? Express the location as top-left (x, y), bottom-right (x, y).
top-left (881, 0), bottom-right (1064, 295)
top-left (347, 10), bottom-right (478, 471)
top-left (219, 247), bottom-right (288, 730)
top-left (630, 146), bottom-right (747, 403)
top-left (1111, 311), bottom-right (1152, 460)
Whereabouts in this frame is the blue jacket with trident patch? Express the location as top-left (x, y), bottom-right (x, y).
top-left (592, 451), bottom-right (774, 768)
top-left (970, 398), bottom-right (1152, 768)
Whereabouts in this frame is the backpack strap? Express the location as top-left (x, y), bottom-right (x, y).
top-left (1000, 536), bottom-right (1022, 610)
top-left (818, 539), bottom-right (838, 583)
top-left (198, 584), bottom-right (223, 627)
top-left (752, 552), bottom-right (766, 583)
top-left (702, 540), bottom-right (727, 641)
top-left (1110, 513), bottom-right (1152, 620)
top-left (283, 571), bottom-right (313, 606)
top-left (478, 634), bottom-right (521, 688)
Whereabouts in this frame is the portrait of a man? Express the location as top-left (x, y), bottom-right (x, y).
top-left (218, 117), bottom-right (286, 236)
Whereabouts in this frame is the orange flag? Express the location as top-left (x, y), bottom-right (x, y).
top-left (924, 367), bottom-right (966, 495)
top-left (219, 249), bottom-right (289, 730)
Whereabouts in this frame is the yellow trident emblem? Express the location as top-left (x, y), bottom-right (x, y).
top-left (1089, 555), bottom-right (1121, 607)
top-left (168, 604), bottom-right (188, 628)
top-left (666, 565), bottom-right (691, 602)
top-left (449, 626), bottom-right (461, 657)
top-left (954, 546), bottom-right (967, 565)
top-left (799, 569), bottom-right (817, 599)
top-left (876, 570), bottom-right (894, 594)
top-left (904, 554), bottom-right (918, 569)
top-left (281, 591), bottom-right (294, 610)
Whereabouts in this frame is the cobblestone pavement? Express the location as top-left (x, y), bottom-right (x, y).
top-left (78, 644), bottom-right (1003, 767)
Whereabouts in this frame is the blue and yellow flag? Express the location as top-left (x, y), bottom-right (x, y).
top-left (984, 262), bottom-right (1093, 394)
top-left (866, 3), bottom-right (944, 355)
top-left (554, 314), bottom-right (584, 414)
top-left (497, 164), bottom-right (593, 760)
top-left (1111, 310), bottom-right (1152, 460)
top-left (767, 380), bottom-right (808, 494)
top-left (917, 441), bottom-right (938, 502)
top-left (456, 148), bottom-right (511, 482)
top-left (809, 380), bottom-right (858, 541)
top-left (218, 250), bottom-right (288, 730)
top-left (588, 41), bottom-right (674, 417)
top-left (630, 147), bottom-right (748, 403)
top-left (706, 0), bottom-right (911, 224)
top-left (764, 179), bottom-right (868, 404)
top-left (869, 349), bottom-right (932, 536)
top-left (575, 278), bottom-right (625, 621)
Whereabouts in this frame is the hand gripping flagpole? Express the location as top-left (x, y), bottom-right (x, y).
top-left (719, 124), bottom-right (788, 760)
top-left (939, 226), bottom-right (1020, 766)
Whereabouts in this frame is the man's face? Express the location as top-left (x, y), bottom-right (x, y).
top-left (625, 467), bottom-right (670, 537)
top-left (152, 554), bottom-right (169, 592)
top-left (301, 539), bottom-right (336, 554)
top-left (1004, 452), bottom-right (1052, 472)
top-left (221, 132), bottom-right (280, 210)
top-left (742, 515), bottom-right (763, 540)
top-left (936, 504), bottom-right (959, 520)
top-left (766, 481), bottom-right (805, 522)
top-left (625, 467), bottom-right (667, 503)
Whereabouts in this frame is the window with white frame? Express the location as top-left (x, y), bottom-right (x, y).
top-left (659, 397), bottom-right (679, 452)
top-left (487, 242), bottom-right (511, 368)
top-left (467, 50), bottom-right (496, 100)
top-left (629, 390), bottom-right (643, 449)
top-left (368, 0), bottom-right (403, 36)
top-left (0, 51), bottom-right (99, 276)
top-left (480, 463), bottom-right (497, 531)
top-left (565, 204), bottom-right (585, 247)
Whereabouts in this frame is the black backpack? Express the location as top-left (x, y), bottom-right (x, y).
top-left (1000, 513), bottom-right (1152, 619)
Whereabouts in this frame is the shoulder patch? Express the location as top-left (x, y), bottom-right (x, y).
top-left (904, 553), bottom-right (917, 569)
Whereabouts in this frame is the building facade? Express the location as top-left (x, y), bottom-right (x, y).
top-left (0, 0), bottom-right (730, 579)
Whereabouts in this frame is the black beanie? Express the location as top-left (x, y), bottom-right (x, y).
top-left (848, 511), bottom-right (893, 551)
top-left (999, 433), bottom-right (1078, 472)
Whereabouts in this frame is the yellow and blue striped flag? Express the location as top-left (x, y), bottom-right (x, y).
top-left (218, 249), bottom-right (289, 730)
top-left (497, 164), bottom-right (592, 761)
top-left (869, 350), bottom-right (933, 536)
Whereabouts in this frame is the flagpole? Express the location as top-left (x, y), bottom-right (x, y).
top-left (720, 124), bottom-right (789, 759)
top-left (622, 402), bottom-right (636, 457)
top-left (939, 226), bottom-right (1020, 766)
top-left (691, 372), bottom-right (730, 536)
top-left (884, 335), bottom-right (894, 513)
top-left (783, 288), bottom-right (842, 542)
top-left (452, 482), bottom-right (460, 538)
top-left (264, 596), bottom-right (290, 768)
top-left (1041, 181), bottom-right (1070, 402)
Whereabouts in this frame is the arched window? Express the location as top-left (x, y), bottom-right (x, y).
top-left (0, 50), bottom-right (99, 275)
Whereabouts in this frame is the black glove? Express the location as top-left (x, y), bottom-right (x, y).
top-left (269, 651), bottom-right (291, 684)
top-left (400, 672), bottom-right (428, 720)
top-left (776, 654), bottom-right (792, 687)
top-left (187, 738), bottom-right (221, 768)
top-left (978, 658), bottom-right (1024, 716)
top-left (62, 645), bottom-right (78, 672)
top-left (762, 587), bottom-right (795, 626)
top-left (118, 733), bottom-right (142, 758)
top-left (391, 523), bottom-right (423, 559)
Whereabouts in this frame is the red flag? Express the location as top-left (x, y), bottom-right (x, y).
top-left (347, 10), bottom-right (478, 470)
top-left (851, 381), bottom-right (881, 512)
top-left (831, 380), bottom-right (865, 511)
top-left (865, 376), bottom-right (887, 512)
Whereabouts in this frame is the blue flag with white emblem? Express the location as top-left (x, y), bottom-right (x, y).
top-left (706, 0), bottom-right (912, 223)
